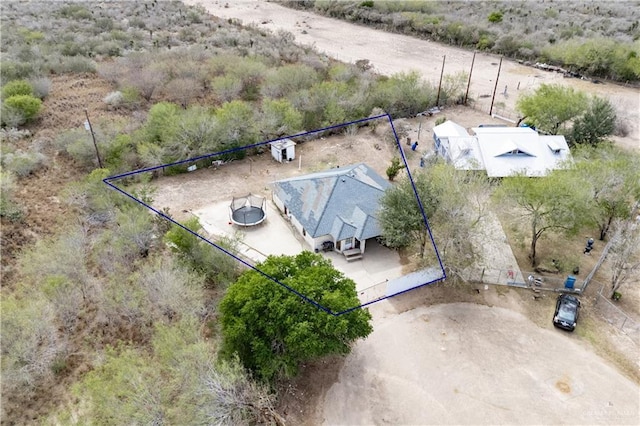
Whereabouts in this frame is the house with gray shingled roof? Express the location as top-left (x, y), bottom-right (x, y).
top-left (272, 163), bottom-right (390, 260)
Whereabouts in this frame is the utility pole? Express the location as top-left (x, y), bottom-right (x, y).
top-left (436, 55), bottom-right (446, 106)
top-left (464, 51), bottom-right (476, 105)
top-left (84, 109), bottom-right (103, 168)
top-left (489, 56), bottom-right (503, 116)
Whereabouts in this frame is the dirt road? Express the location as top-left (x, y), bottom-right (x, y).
top-left (322, 301), bottom-right (639, 425)
top-left (186, 0), bottom-right (639, 151)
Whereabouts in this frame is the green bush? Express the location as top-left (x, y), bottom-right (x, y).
top-left (488, 11), bottom-right (503, 23)
top-left (211, 75), bottom-right (243, 103)
top-left (220, 252), bottom-right (372, 384)
top-left (386, 157), bottom-right (405, 181)
top-left (371, 71), bottom-right (435, 117)
top-left (58, 4), bottom-right (92, 20)
top-left (2, 94), bottom-right (42, 125)
top-left (435, 116), bottom-right (447, 126)
top-left (571, 96), bottom-right (616, 146)
top-left (2, 80), bottom-right (33, 99)
top-left (476, 34), bottom-right (495, 50)
top-left (0, 196), bottom-right (24, 221)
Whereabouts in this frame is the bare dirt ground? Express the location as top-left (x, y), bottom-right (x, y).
top-left (187, 0), bottom-right (639, 152)
top-left (280, 281), bottom-right (640, 426)
top-left (321, 301), bottom-right (639, 425)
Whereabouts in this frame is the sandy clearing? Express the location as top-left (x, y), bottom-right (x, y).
top-left (186, 0), bottom-right (639, 151)
top-left (322, 302), bottom-right (640, 425)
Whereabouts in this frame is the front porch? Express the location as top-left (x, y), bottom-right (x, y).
top-left (343, 247), bottom-right (363, 262)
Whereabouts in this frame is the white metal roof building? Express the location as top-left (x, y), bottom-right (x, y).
top-left (431, 120), bottom-right (571, 177)
top-left (472, 127), bottom-right (571, 177)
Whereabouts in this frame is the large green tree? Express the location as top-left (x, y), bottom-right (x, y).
top-left (219, 252), bottom-right (372, 384)
top-left (516, 84), bottom-right (587, 134)
top-left (378, 170), bottom-right (436, 258)
top-left (378, 162), bottom-right (490, 272)
top-left (572, 146), bottom-right (640, 240)
top-left (570, 96), bottom-right (617, 146)
top-left (494, 171), bottom-right (591, 267)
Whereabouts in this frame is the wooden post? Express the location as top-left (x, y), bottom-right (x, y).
top-left (84, 109), bottom-right (103, 168)
top-left (489, 56), bottom-right (503, 116)
top-left (464, 51), bottom-right (476, 105)
top-left (436, 55), bottom-right (446, 106)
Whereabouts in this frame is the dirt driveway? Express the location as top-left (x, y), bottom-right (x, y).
top-left (322, 301), bottom-right (639, 425)
top-left (186, 0), bottom-right (639, 152)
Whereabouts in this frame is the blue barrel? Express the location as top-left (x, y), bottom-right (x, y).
top-left (564, 275), bottom-right (576, 289)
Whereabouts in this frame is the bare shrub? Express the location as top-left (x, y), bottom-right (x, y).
top-left (0, 167), bottom-right (16, 195)
top-left (440, 71), bottom-right (468, 105)
top-left (164, 77), bottom-right (202, 107)
top-left (1, 149), bottom-right (47, 177)
top-left (54, 127), bottom-right (85, 155)
top-left (208, 55), bottom-right (267, 100)
top-left (211, 75), bottom-right (243, 102)
top-left (93, 40), bottom-right (121, 57)
top-left (137, 257), bottom-right (206, 321)
top-left (97, 61), bottom-right (125, 85)
top-left (614, 118), bottom-right (630, 137)
top-left (19, 226), bottom-right (92, 300)
top-left (29, 77), bottom-right (51, 99)
top-left (103, 90), bottom-right (124, 108)
top-left (0, 105), bottom-right (25, 128)
top-left (96, 277), bottom-right (153, 339)
top-left (47, 55), bottom-right (96, 74)
top-left (0, 128), bottom-right (31, 144)
top-left (127, 67), bottom-right (166, 102)
top-left (0, 167), bottom-right (23, 221)
top-left (1, 296), bottom-right (66, 398)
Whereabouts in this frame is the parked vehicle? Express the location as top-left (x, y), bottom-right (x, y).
top-left (553, 294), bottom-right (581, 331)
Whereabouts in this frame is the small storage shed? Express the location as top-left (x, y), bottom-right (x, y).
top-left (270, 139), bottom-right (296, 163)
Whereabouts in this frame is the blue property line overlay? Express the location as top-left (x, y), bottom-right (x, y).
top-left (105, 113), bottom-right (446, 316)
